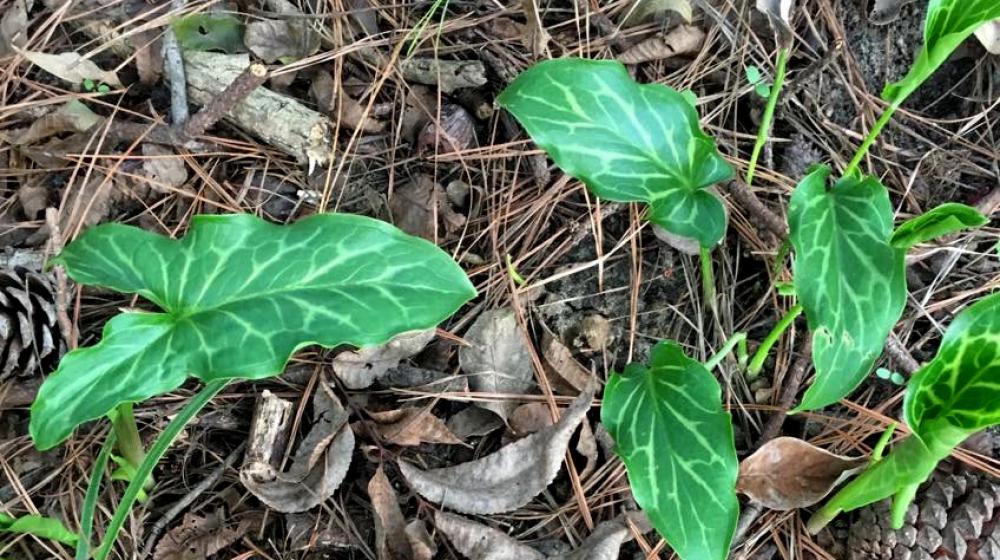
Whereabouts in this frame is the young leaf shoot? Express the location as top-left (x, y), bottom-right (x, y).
top-left (498, 58), bottom-right (734, 248)
top-left (602, 341), bottom-right (739, 560)
top-left (30, 214), bottom-right (476, 450)
top-left (809, 292), bottom-right (1000, 532)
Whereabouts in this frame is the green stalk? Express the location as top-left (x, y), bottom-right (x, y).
top-left (76, 431), bottom-right (116, 560)
top-left (842, 99), bottom-right (902, 178)
top-left (705, 332), bottom-right (747, 371)
top-left (699, 247), bottom-right (717, 314)
top-left (747, 304), bottom-right (803, 379)
top-left (94, 380), bottom-right (229, 560)
top-left (111, 403), bottom-right (145, 471)
top-left (745, 47), bottom-right (790, 187)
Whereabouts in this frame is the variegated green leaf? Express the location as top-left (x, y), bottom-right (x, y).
top-left (890, 202), bottom-right (988, 249)
top-left (601, 341), bottom-right (738, 560)
top-left (905, 292), bottom-right (1000, 438)
top-left (811, 293), bottom-right (1000, 532)
top-left (498, 58), bottom-right (734, 247)
top-left (789, 167), bottom-right (906, 411)
top-left (883, 0), bottom-right (1000, 103)
top-left (30, 214), bottom-right (475, 450)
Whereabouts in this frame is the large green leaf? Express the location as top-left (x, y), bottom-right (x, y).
top-left (601, 341), bottom-right (738, 560)
top-left (498, 58), bottom-right (734, 247)
top-left (883, 0), bottom-right (1000, 103)
top-left (890, 202), bottom-right (987, 249)
top-left (0, 513), bottom-right (79, 546)
top-left (905, 292), bottom-right (1000, 439)
top-left (811, 292), bottom-right (1000, 531)
top-left (789, 167), bottom-right (906, 411)
top-left (31, 214), bottom-right (475, 450)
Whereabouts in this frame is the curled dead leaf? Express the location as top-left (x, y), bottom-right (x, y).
top-left (434, 511), bottom-right (544, 560)
top-left (368, 466), bottom-right (413, 560)
top-left (737, 436), bottom-right (866, 510)
top-left (245, 18), bottom-right (319, 63)
top-left (619, 25), bottom-right (706, 64)
top-left (240, 381), bottom-right (354, 513)
top-left (17, 47), bottom-right (122, 87)
top-left (416, 103), bottom-right (477, 154)
top-left (364, 407), bottom-right (464, 446)
top-left (755, 0), bottom-right (794, 48)
top-left (399, 388), bottom-right (593, 514)
top-left (459, 308), bottom-right (536, 421)
top-left (12, 100), bottom-right (101, 146)
top-left (332, 329), bottom-right (435, 389)
top-left (541, 331), bottom-right (594, 394)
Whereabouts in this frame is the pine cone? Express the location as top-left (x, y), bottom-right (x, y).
top-left (846, 472), bottom-right (1000, 560)
top-left (0, 268), bottom-right (64, 382)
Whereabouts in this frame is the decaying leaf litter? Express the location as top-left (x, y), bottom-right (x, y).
top-left (0, 0), bottom-right (997, 559)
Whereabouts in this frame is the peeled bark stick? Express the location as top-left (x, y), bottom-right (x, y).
top-left (755, 337), bottom-right (812, 448)
top-left (185, 63), bottom-right (269, 138)
top-left (180, 51), bottom-right (332, 166)
top-left (721, 179), bottom-right (788, 239)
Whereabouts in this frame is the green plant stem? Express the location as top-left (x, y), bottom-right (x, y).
top-left (843, 99), bottom-right (902, 178)
top-left (111, 403), bottom-right (145, 471)
top-left (870, 422), bottom-right (898, 462)
top-left (76, 431), bottom-right (116, 560)
top-left (747, 304), bottom-right (803, 379)
top-left (94, 380), bottom-right (229, 560)
top-left (705, 332), bottom-right (748, 371)
top-left (699, 247), bottom-right (717, 314)
top-left (745, 47), bottom-right (789, 187)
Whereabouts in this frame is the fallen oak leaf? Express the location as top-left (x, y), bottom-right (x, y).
top-left (619, 24), bottom-right (706, 65)
top-left (434, 511), bottom-right (545, 560)
top-left (399, 388), bottom-right (593, 514)
top-left (332, 328), bottom-right (435, 389)
top-left (239, 381), bottom-right (354, 513)
top-left (364, 407), bottom-right (464, 446)
top-left (16, 47), bottom-right (122, 87)
top-left (737, 436), bottom-right (866, 510)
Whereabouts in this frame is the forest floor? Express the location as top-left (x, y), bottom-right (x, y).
top-left (0, 0), bottom-right (998, 559)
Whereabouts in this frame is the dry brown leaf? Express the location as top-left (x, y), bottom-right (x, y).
top-left (869, 0), bottom-right (916, 25)
top-left (13, 100), bottom-right (101, 146)
top-left (142, 144), bottom-right (187, 191)
top-left (332, 329), bottom-right (435, 389)
top-left (404, 520), bottom-right (437, 560)
top-left (508, 402), bottom-right (553, 437)
top-left (620, 0), bottom-right (692, 25)
top-left (619, 24), bottom-right (706, 64)
top-left (0, 0), bottom-right (29, 58)
top-left (519, 0), bottom-right (550, 58)
top-left (389, 175), bottom-right (466, 241)
top-left (366, 407), bottom-right (464, 446)
top-left (755, 0), bottom-right (793, 47)
top-left (575, 417), bottom-right (598, 481)
top-left (399, 388), bottom-right (593, 514)
top-left (245, 18), bottom-right (319, 63)
top-left (17, 48), bottom-right (122, 87)
top-left (541, 331), bottom-right (594, 394)
top-left (975, 19), bottom-right (1000, 54)
top-left (550, 519), bottom-right (630, 560)
top-left (737, 436), bottom-right (866, 510)
top-left (416, 103), bottom-right (477, 154)
top-left (308, 70), bottom-right (385, 133)
top-left (153, 511), bottom-right (262, 560)
top-left (368, 466), bottom-right (413, 560)
top-left (240, 381), bottom-right (354, 513)
top-left (458, 308), bottom-right (536, 421)
top-left (434, 511), bottom-right (545, 560)
top-left (447, 406), bottom-right (504, 439)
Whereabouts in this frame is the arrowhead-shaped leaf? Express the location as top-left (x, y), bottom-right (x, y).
top-left (905, 292), bottom-right (1000, 440)
top-left (789, 167), bottom-right (907, 411)
top-left (883, 0), bottom-right (1000, 103)
top-left (498, 58), bottom-right (734, 247)
top-left (601, 341), bottom-right (738, 560)
top-left (812, 293), bottom-right (1000, 532)
top-left (890, 202), bottom-right (987, 249)
top-left (30, 214), bottom-right (475, 450)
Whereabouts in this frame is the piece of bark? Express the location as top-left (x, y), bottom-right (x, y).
top-left (180, 51), bottom-right (332, 168)
top-left (243, 391), bottom-right (294, 468)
